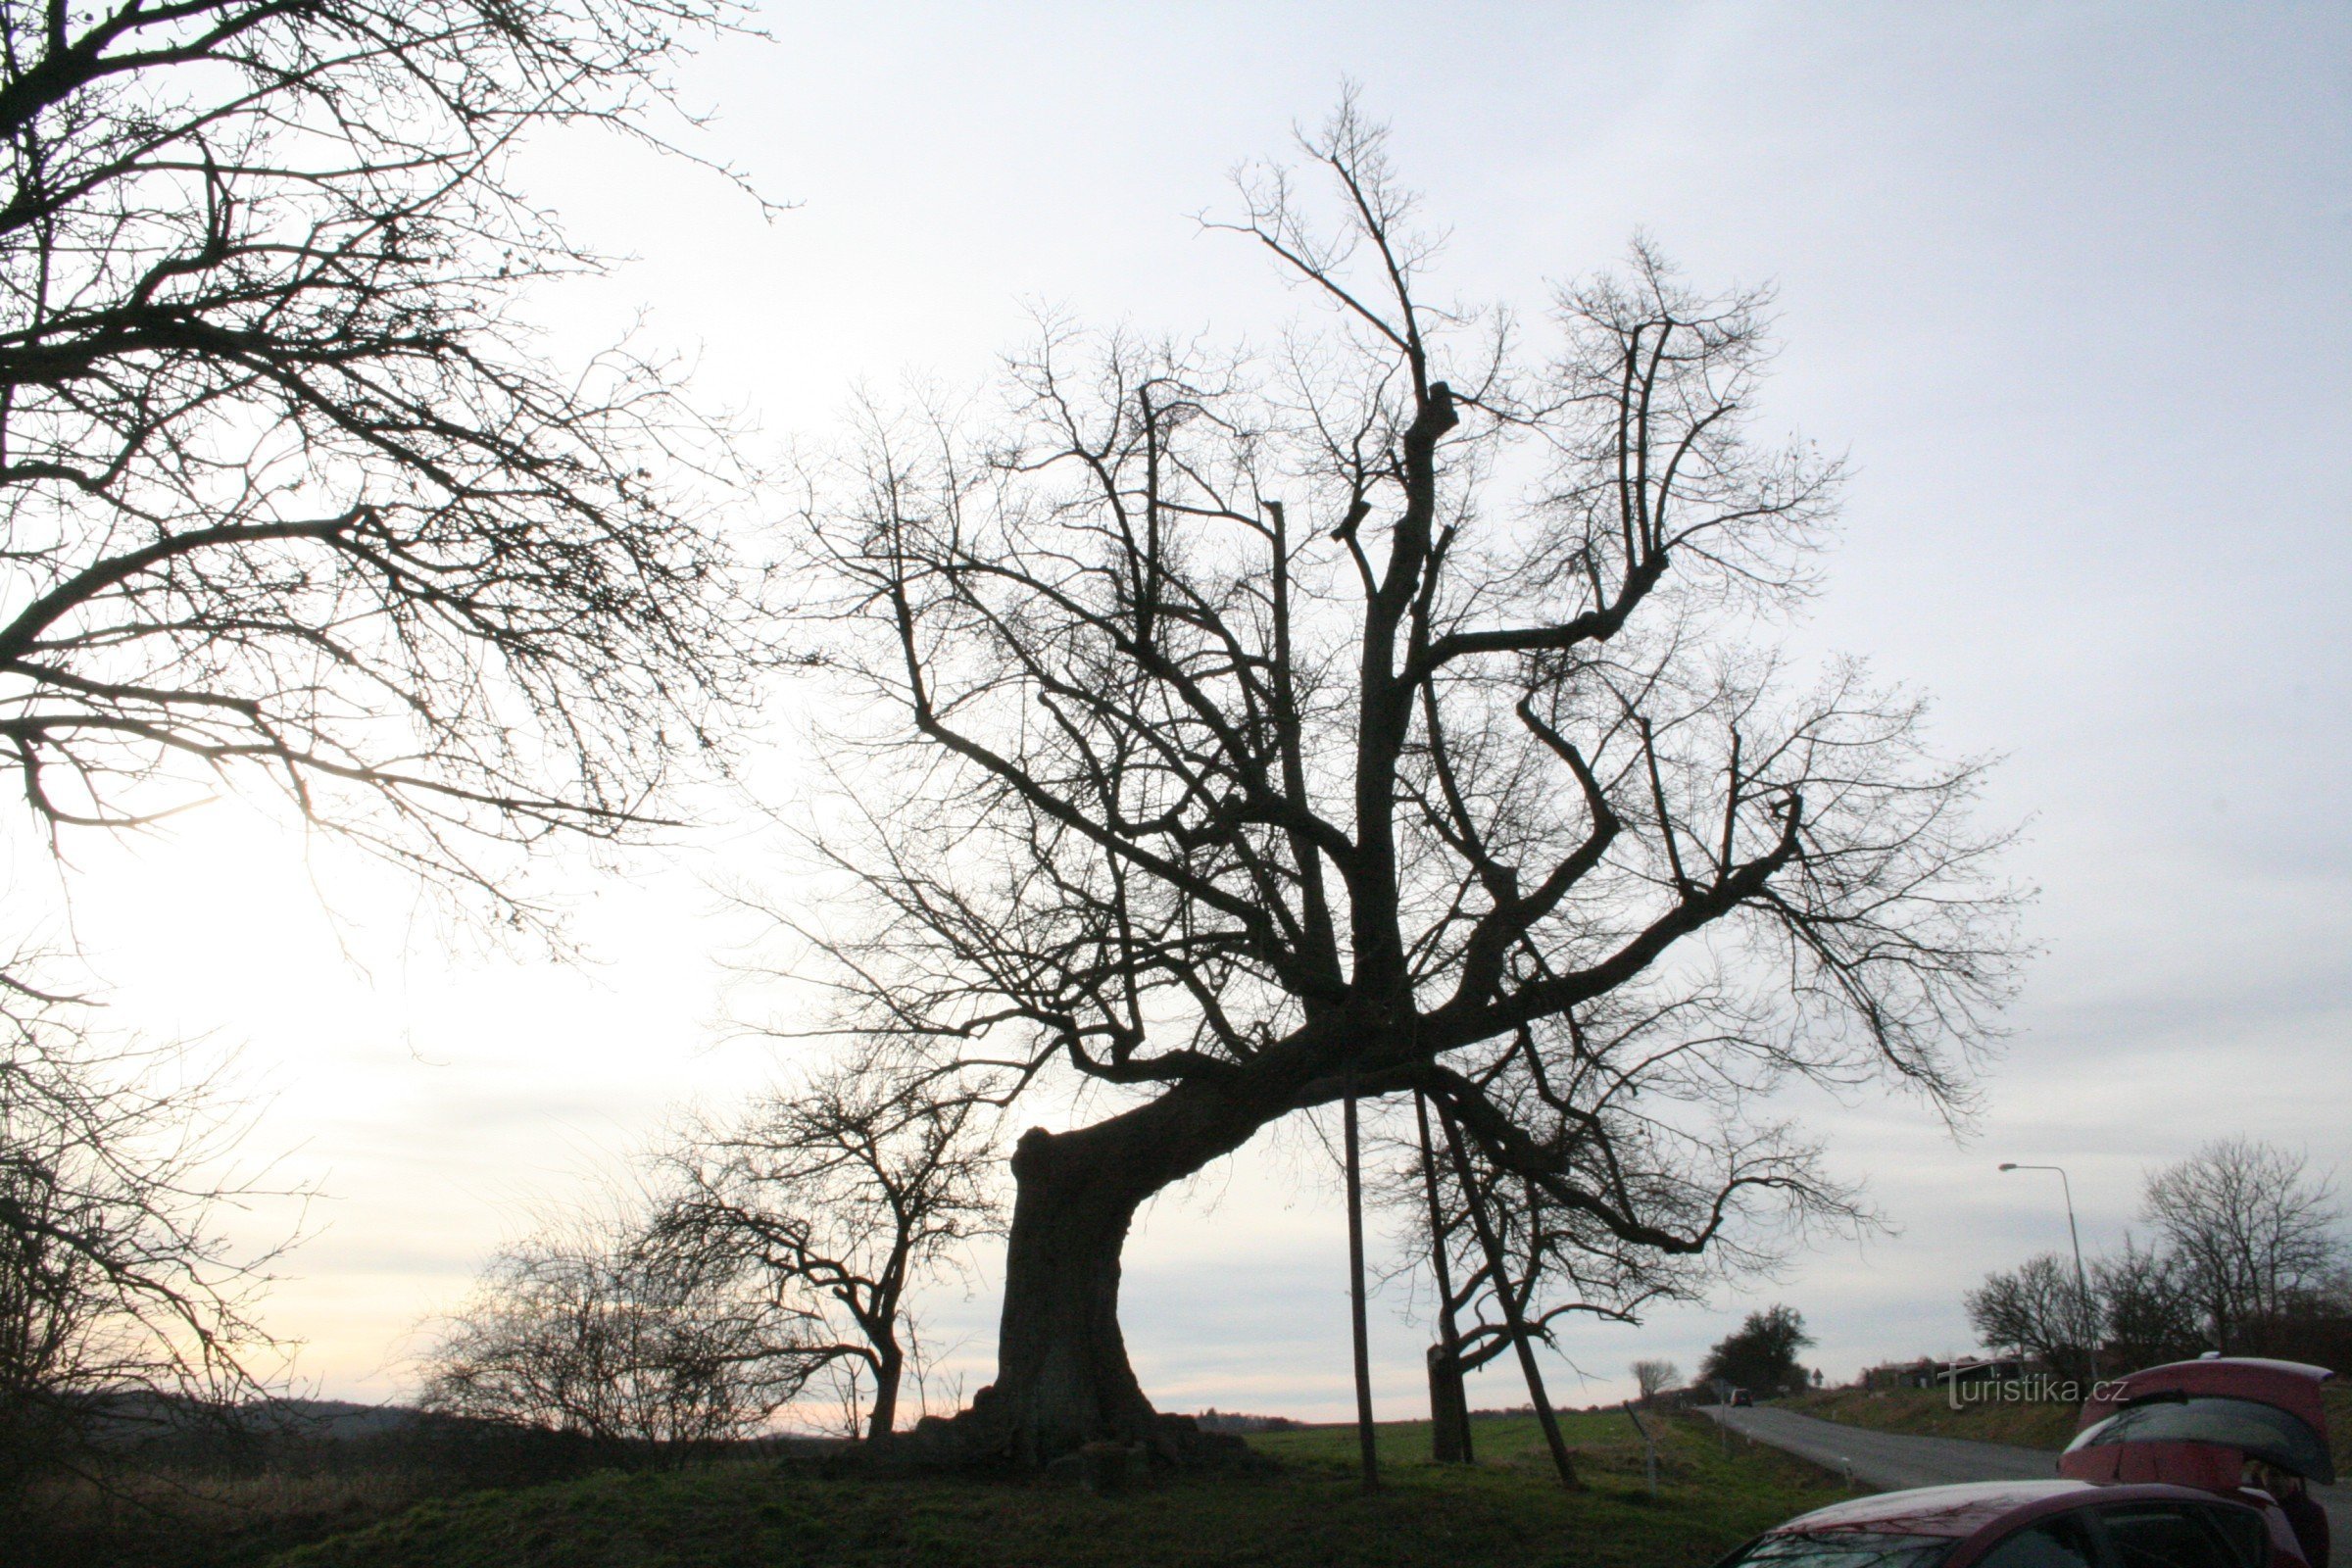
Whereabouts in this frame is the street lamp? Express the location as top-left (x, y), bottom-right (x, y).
top-left (1998, 1162), bottom-right (2099, 1382)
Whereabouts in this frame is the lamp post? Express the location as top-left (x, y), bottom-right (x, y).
top-left (1998, 1162), bottom-right (2099, 1383)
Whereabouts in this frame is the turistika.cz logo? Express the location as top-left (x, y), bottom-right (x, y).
top-left (1947, 1375), bottom-right (2132, 1409)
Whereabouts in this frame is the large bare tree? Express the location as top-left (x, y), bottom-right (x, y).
top-left (789, 100), bottom-right (2021, 1464)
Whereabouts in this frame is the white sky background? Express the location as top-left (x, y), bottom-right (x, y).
top-left (20, 3), bottom-right (2350, 1422)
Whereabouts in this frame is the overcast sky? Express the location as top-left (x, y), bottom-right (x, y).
top-left (28, 3), bottom-right (2349, 1421)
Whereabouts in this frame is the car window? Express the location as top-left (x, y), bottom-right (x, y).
top-left (2195, 1508), bottom-right (2267, 1568)
top-left (2099, 1505), bottom-right (2244, 1568)
top-left (1720, 1531), bottom-right (1958, 1568)
top-left (1974, 1516), bottom-right (2100, 1568)
top-left (2067, 1397), bottom-right (2334, 1486)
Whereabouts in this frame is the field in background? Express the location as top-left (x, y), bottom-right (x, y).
top-left (250, 1411), bottom-right (1845, 1568)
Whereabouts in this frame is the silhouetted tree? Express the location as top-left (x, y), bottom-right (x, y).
top-left (419, 1206), bottom-right (816, 1455)
top-left (786, 96), bottom-right (2021, 1463)
top-left (1966, 1251), bottom-right (2094, 1380)
top-left (2092, 1236), bottom-right (2204, 1370)
top-left (1384, 1013), bottom-right (1727, 1372)
top-left (1630, 1357), bottom-right (1680, 1405)
top-left (0, 0), bottom-right (762, 1491)
top-left (1700, 1305), bottom-right (1813, 1397)
top-left (0, 0), bottom-right (764, 902)
top-left (2142, 1139), bottom-right (2343, 1354)
top-left (650, 1047), bottom-right (1004, 1443)
top-left (0, 983), bottom-right (287, 1490)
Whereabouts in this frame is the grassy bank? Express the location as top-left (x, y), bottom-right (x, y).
top-left (250, 1411), bottom-right (1845, 1568)
top-left (1784, 1381), bottom-right (2352, 1456)
top-left (1783, 1387), bottom-right (2083, 1449)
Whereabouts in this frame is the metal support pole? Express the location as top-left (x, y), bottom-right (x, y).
top-left (1346, 1087), bottom-right (1380, 1492)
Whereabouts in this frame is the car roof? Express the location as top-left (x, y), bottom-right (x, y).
top-left (1771, 1481), bottom-right (2243, 1540)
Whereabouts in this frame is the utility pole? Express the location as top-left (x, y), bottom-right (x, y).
top-left (1346, 1086), bottom-right (1380, 1492)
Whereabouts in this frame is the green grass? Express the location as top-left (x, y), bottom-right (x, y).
top-left (259, 1411), bottom-right (1850, 1568)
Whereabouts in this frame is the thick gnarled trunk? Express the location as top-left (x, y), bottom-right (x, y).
top-left (987, 1127), bottom-right (1157, 1462)
top-left (966, 1078), bottom-right (1285, 1465)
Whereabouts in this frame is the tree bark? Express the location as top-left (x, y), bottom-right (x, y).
top-left (1415, 1089), bottom-right (1474, 1463)
top-left (867, 1344), bottom-right (902, 1443)
top-left (971, 1077), bottom-right (1278, 1465)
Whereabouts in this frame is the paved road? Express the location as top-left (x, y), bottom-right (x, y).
top-left (1699, 1404), bottom-right (2351, 1544)
top-left (1701, 1403), bottom-right (2057, 1492)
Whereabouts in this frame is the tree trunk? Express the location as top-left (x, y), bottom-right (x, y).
top-left (970, 1078), bottom-right (1277, 1466)
top-left (866, 1344), bottom-right (902, 1443)
top-left (1426, 1344), bottom-right (1471, 1462)
top-left (987, 1130), bottom-right (1155, 1464)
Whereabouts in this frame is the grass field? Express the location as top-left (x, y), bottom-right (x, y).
top-left (246, 1411), bottom-right (1848, 1568)
top-left (1785, 1381), bottom-right (2352, 1457)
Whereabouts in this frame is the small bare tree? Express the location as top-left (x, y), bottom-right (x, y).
top-left (2091, 1236), bottom-right (2204, 1370)
top-left (1630, 1357), bottom-right (1680, 1405)
top-left (650, 1049), bottom-right (1004, 1443)
top-left (2142, 1138), bottom-right (2343, 1354)
top-left (0, 975), bottom-right (291, 1492)
top-left (418, 1209), bottom-right (817, 1456)
top-left (1966, 1252), bottom-right (2095, 1380)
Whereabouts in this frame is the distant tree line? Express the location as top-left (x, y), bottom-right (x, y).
top-left (1968, 1138), bottom-right (2348, 1380)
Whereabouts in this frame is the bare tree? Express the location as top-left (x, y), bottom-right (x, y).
top-left (650, 1048), bottom-right (1004, 1443)
top-left (785, 97), bottom-right (2022, 1464)
top-left (0, 0), bottom-right (767, 913)
top-left (418, 1206), bottom-right (816, 1457)
top-left (1388, 1004), bottom-right (1736, 1362)
top-left (2091, 1236), bottom-right (2203, 1370)
top-left (0, 0), bottom-right (766, 1489)
top-left (1630, 1357), bottom-right (1681, 1406)
top-left (2142, 1138), bottom-right (2343, 1354)
top-left (1965, 1251), bottom-right (2094, 1380)
top-left (0, 973), bottom-right (292, 1491)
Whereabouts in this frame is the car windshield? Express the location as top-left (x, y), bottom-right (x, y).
top-left (2065, 1396), bottom-right (2334, 1484)
top-left (1720, 1532), bottom-right (1958, 1568)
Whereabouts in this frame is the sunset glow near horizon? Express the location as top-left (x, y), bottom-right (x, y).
top-left (12, 3), bottom-right (2345, 1427)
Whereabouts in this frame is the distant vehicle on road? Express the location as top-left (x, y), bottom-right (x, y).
top-left (1732, 1389), bottom-right (1754, 1407)
top-left (1721, 1358), bottom-right (2335, 1568)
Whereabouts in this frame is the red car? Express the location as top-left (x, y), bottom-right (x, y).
top-left (1717, 1359), bottom-right (2335, 1568)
